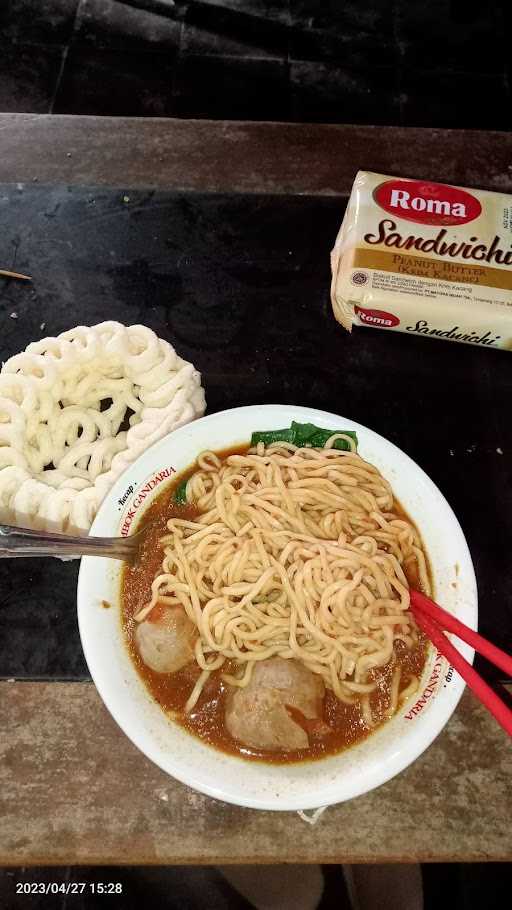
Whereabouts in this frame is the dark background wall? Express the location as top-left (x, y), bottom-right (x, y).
top-left (0, 0), bottom-right (509, 127)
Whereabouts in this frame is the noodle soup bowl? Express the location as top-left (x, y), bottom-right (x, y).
top-left (77, 404), bottom-right (477, 811)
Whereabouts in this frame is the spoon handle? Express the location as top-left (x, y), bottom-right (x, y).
top-left (0, 524), bottom-right (135, 561)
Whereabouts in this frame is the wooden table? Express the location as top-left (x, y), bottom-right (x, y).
top-left (0, 115), bottom-right (511, 865)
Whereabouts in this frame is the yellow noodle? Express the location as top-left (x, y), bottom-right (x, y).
top-left (398, 674), bottom-right (420, 705)
top-left (387, 666), bottom-right (402, 717)
top-left (135, 442), bottom-right (429, 711)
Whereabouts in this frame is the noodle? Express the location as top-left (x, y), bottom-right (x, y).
top-left (398, 674), bottom-right (420, 705)
top-left (134, 441), bottom-right (430, 716)
top-left (387, 666), bottom-right (402, 718)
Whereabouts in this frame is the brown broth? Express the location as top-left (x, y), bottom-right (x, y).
top-left (121, 447), bottom-right (430, 763)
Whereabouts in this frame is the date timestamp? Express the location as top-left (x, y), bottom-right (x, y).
top-left (16, 882), bottom-right (123, 896)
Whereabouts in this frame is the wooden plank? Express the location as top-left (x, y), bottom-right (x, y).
top-left (1, 115), bottom-right (512, 195)
top-left (0, 115), bottom-right (510, 866)
top-left (1, 681), bottom-right (510, 865)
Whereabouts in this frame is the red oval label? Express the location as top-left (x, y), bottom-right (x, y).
top-left (373, 179), bottom-right (482, 226)
top-left (355, 306), bottom-right (400, 328)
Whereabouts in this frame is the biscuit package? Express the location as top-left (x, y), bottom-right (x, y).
top-left (331, 170), bottom-right (512, 350)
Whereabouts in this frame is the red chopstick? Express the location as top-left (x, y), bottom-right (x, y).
top-left (410, 590), bottom-right (512, 738)
top-left (410, 589), bottom-right (512, 678)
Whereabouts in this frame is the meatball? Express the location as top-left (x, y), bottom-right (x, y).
top-left (135, 604), bottom-right (196, 674)
top-left (225, 657), bottom-right (325, 751)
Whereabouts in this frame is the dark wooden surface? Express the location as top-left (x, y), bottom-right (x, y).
top-left (1, 682), bottom-right (511, 865)
top-left (0, 116), bottom-right (511, 864)
top-left (3, 115), bottom-right (512, 196)
top-left (0, 179), bottom-right (510, 681)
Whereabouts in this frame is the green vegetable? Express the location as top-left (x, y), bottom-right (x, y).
top-left (251, 421), bottom-right (357, 451)
top-left (248, 427), bottom-right (296, 446)
top-left (173, 477), bottom-right (188, 504)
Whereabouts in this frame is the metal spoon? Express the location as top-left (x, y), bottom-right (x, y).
top-left (0, 524), bottom-right (144, 561)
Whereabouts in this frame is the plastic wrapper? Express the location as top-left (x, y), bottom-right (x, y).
top-left (331, 170), bottom-right (512, 351)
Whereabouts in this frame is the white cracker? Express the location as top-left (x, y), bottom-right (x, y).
top-left (0, 322), bottom-right (206, 533)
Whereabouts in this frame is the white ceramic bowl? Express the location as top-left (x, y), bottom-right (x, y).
top-left (77, 405), bottom-right (477, 811)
